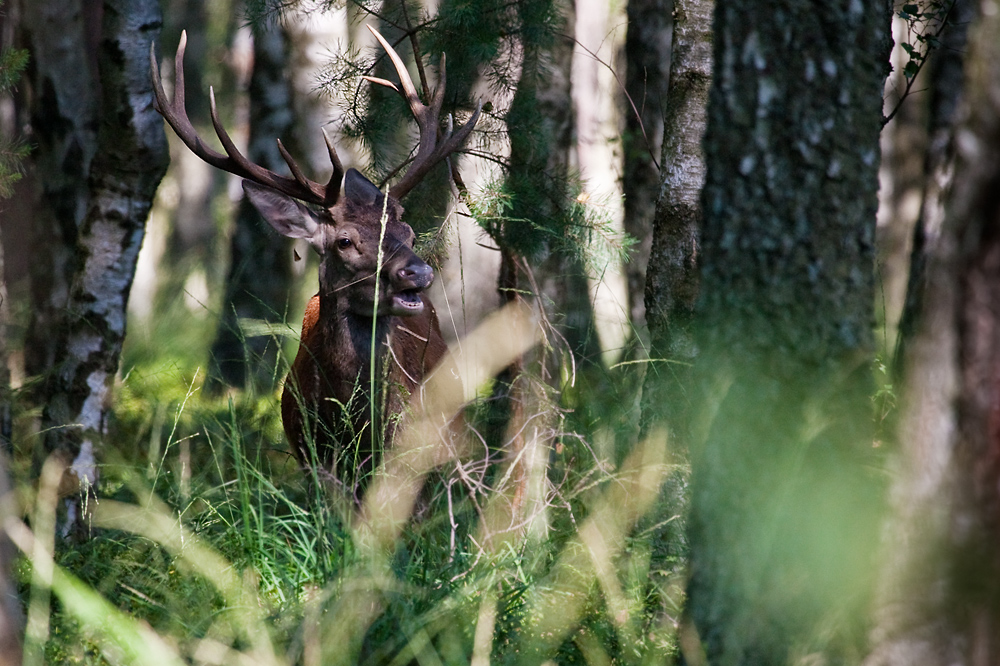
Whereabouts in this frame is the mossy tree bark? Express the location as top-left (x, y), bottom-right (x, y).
top-left (686, 1), bottom-right (891, 662)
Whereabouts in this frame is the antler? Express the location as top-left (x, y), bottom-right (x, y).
top-left (363, 26), bottom-right (482, 200)
top-left (150, 31), bottom-right (344, 206)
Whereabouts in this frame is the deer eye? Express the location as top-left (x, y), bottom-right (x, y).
top-left (336, 237), bottom-right (352, 250)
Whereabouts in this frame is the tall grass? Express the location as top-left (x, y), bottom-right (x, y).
top-left (6, 299), bottom-right (686, 666)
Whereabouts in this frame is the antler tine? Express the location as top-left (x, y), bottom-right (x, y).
top-left (275, 133), bottom-right (344, 205)
top-left (364, 26), bottom-right (481, 200)
top-left (277, 139), bottom-right (310, 190)
top-left (321, 129), bottom-right (346, 202)
top-left (429, 52), bottom-right (447, 121)
top-left (150, 31), bottom-right (343, 207)
top-left (389, 101), bottom-right (481, 201)
top-left (150, 33), bottom-right (230, 171)
top-left (173, 32), bottom-right (188, 117)
top-left (366, 27), bottom-right (425, 117)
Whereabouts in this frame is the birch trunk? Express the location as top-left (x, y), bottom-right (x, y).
top-left (572, 0), bottom-right (629, 366)
top-left (622, 0), bottom-right (672, 333)
top-left (484, 0), bottom-right (575, 543)
top-left (874, 15), bottom-right (928, 363)
top-left (38, 0), bottom-right (168, 529)
top-left (892, 0), bottom-right (975, 375)
top-left (639, 0), bottom-right (711, 446)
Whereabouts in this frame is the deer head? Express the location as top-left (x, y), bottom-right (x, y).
top-left (149, 27), bottom-right (481, 320)
top-left (241, 171), bottom-right (431, 318)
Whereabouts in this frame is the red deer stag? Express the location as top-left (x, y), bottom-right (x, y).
top-left (151, 28), bottom-right (480, 494)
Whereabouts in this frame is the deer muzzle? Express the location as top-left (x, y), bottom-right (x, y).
top-left (389, 260), bottom-right (434, 316)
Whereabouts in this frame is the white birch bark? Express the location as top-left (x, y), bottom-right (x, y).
top-left (41, 0), bottom-right (169, 530)
top-left (640, 0), bottom-right (712, 441)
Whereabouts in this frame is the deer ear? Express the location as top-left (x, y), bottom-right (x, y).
top-left (344, 168), bottom-right (385, 208)
top-left (243, 181), bottom-right (324, 246)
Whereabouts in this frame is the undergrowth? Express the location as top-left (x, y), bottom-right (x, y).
top-left (7, 290), bottom-right (687, 665)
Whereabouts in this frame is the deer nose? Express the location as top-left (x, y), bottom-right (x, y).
top-left (397, 262), bottom-right (434, 289)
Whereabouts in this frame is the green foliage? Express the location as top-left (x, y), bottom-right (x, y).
top-left (0, 35), bottom-right (29, 198)
top-left (0, 44), bottom-right (27, 93)
top-left (885, 0), bottom-right (957, 122)
top-left (896, 0), bottom-right (953, 79)
top-left (468, 177), bottom-right (635, 272)
top-left (242, 0), bottom-right (327, 29)
top-left (0, 135), bottom-right (27, 199)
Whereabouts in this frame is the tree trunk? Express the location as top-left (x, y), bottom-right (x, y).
top-left (622, 0), bottom-right (672, 334)
top-left (639, 0), bottom-right (711, 448)
top-left (685, 1), bottom-right (891, 663)
top-left (484, 0), bottom-right (575, 540)
top-left (0, 446), bottom-right (21, 666)
top-left (35, 0), bottom-right (168, 529)
top-left (208, 23), bottom-right (296, 391)
top-left (0, 235), bottom-right (10, 452)
top-left (152, 1), bottom-right (230, 317)
top-left (864, 2), bottom-right (1000, 663)
top-left (873, 15), bottom-right (929, 366)
top-left (570, 0), bottom-right (629, 366)
top-left (892, 0), bottom-right (975, 377)
top-left (527, 0), bottom-right (595, 366)
top-left (20, 0), bottom-right (99, 385)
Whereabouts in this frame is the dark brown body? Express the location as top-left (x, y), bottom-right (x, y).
top-left (282, 292), bottom-right (448, 484)
top-left (151, 28), bottom-right (477, 493)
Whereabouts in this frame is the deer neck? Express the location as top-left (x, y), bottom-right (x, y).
top-left (317, 293), bottom-right (394, 374)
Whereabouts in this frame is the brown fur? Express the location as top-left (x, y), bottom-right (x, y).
top-left (242, 170), bottom-right (451, 493)
top-left (281, 293), bottom-right (448, 486)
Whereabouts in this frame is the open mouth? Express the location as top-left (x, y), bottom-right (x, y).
top-left (390, 289), bottom-right (425, 315)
